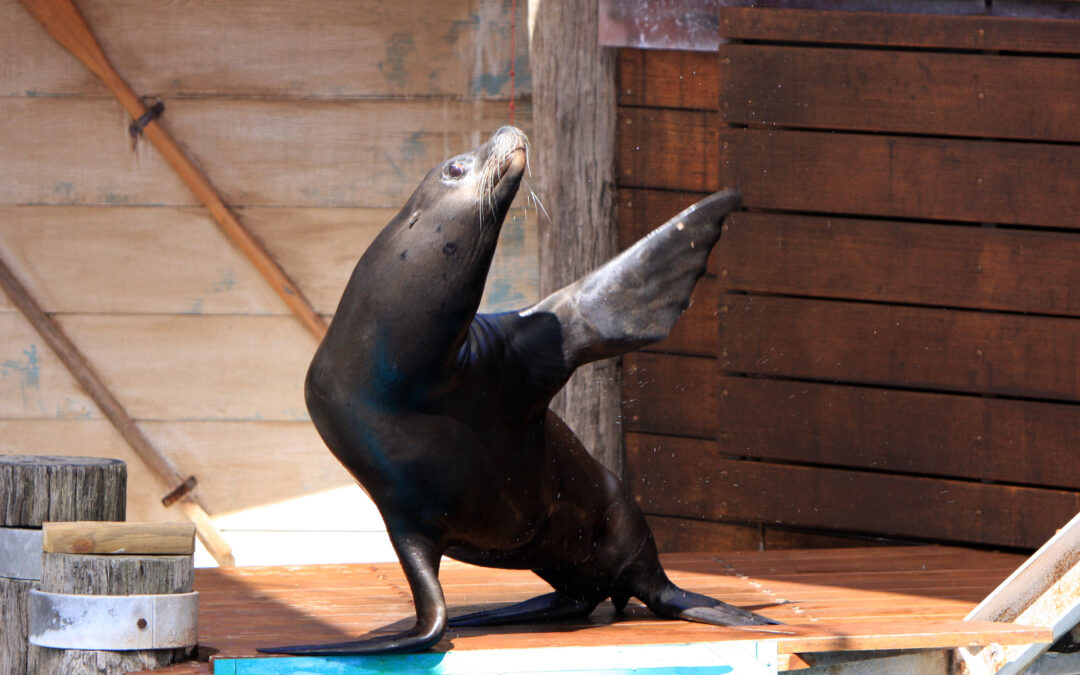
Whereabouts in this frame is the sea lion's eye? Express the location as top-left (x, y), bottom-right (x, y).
top-left (446, 162), bottom-right (467, 180)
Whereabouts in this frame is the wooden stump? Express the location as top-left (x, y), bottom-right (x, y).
top-left (27, 552), bottom-right (194, 674)
top-left (0, 455), bottom-right (126, 675)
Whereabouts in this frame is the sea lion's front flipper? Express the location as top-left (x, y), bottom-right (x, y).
top-left (517, 189), bottom-right (739, 381)
top-left (258, 533), bottom-right (447, 655)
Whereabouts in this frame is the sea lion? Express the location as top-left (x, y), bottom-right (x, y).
top-left (261, 126), bottom-right (777, 656)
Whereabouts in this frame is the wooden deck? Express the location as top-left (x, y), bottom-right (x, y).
top-left (153, 546), bottom-right (1050, 673)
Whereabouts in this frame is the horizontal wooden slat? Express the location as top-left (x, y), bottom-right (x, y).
top-left (617, 107), bottom-right (720, 193)
top-left (720, 294), bottom-right (1080, 402)
top-left (719, 377), bottom-right (1080, 491)
top-left (719, 44), bottom-right (1080, 143)
top-left (55, 315), bottom-right (316, 421)
top-left (0, 97), bottom-right (531, 208)
top-left (616, 49), bottom-right (718, 110)
top-left (0, 312), bottom-right (99, 419)
top-left (0, 205), bottom-right (536, 315)
top-left (2, 0), bottom-right (529, 99)
top-left (42, 521), bottom-right (196, 555)
top-left (621, 352), bottom-right (716, 439)
top-left (718, 7), bottom-right (1080, 54)
top-left (718, 129), bottom-right (1080, 228)
top-left (626, 432), bottom-right (1080, 549)
top-left (645, 515), bottom-right (762, 553)
top-left (718, 212), bottom-right (1080, 317)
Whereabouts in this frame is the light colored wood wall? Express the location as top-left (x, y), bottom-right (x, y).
top-left (0, 0), bottom-right (535, 566)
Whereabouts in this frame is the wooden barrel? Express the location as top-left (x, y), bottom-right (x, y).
top-left (0, 455), bottom-right (126, 675)
top-left (27, 522), bottom-right (197, 674)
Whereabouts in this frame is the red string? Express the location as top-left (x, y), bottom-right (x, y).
top-left (509, 0), bottom-right (516, 127)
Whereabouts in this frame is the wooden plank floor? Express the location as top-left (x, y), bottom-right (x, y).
top-left (153, 546), bottom-right (1050, 673)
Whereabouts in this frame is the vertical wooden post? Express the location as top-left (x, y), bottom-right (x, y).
top-left (528, 0), bottom-right (622, 476)
top-left (0, 455), bottom-right (126, 675)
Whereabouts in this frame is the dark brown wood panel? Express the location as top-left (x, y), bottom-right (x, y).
top-left (720, 295), bottom-right (1080, 402)
top-left (626, 432), bottom-right (1080, 549)
top-left (718, 129), bottom-right (1080, 229)
top-left (718, 376), bottom-right (1080, 490)
top-left (617, 49), bottom-right (719, 111)
top-left (617, 187), bottom-right (709, 248)
top-left (645, 515), bottom-right (763, 553)
top-left (718, 8), bottom-right (1080, 54)
top-left (719, 44), bottom-right (1080, 142)
top-left (718, 212), bottom-right (1080, 317)
top-left (617, 107), bottom-right (720, 192)
top-left (622, 352), bottom-right (716, 439)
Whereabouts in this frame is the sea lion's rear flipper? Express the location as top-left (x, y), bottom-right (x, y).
top-left (448, 591), bottom-right (598, 627)
top-left (258, 533), bottom-right (448, 655)
top-left (646, 582), bottom-right (783, 629)
top-left (514, 189), bottom-right (739, 386)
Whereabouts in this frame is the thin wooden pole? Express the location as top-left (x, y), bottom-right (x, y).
top-left (0, 257), bottom-right (235, 566)
top-left (16, 0), bottom-right (327, 340)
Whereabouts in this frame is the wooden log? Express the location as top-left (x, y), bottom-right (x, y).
top-left (0, 455), bottom-right (125, 675)
top-left (0, 455), bottom-right (125, 526)
top-left (529, 0), bottom-right (621, 475)
top-left (27, 552), bottom-right (194, 674)
top-left (42, 522), bottom-right (195, 556)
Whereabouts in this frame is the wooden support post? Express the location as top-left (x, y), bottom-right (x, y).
top-left (957, 510), bottom-right (1080, 674)
top-left (528, 0), bottom-right (621, 475)
top-left (0, 258), bottom-right (234, 567)
top-left (0, 455), bottom-right (126, 675)
top-left (27, 521), bottom-right (196, 674)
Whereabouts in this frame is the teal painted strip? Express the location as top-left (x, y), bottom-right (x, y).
top-left (213, 641), bottom-right (775, 675)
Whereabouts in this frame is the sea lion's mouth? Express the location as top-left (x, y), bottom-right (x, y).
top-left (497, 147), bottom-right (527, 184)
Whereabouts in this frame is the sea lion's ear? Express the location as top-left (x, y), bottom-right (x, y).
top-left (513, 189), bottom-right (739, 380)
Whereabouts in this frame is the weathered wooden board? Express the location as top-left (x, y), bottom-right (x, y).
top-left (140, 420), bottom-right (356, 517)
top-left (626, 433), bottom-right (1080, 549)
top-left (2, 0), bottom-right (530, 100)
top-left (617, 107), bottom-right (719, 192)
top-left (616, 49), bottom-right (718, 111)
top-left (717, 129), bottom-right (1080, 229)
top-left (719, 44), bottom-right (1080, 143)
top-left (0, 312), bottom-right (100, 419)
top-left (55, 314), bottom-right (316, 421)
top-left (622, 352), bottom-right (716, 440)
top-left (0, 206), bottom-right (287, 316)
top-left (718, 377), bottom-right (1080, 491)
top-left (42, 521), bottom-right (195, 555)
top-left (719, 294), bottom-right (1080, 402)
top-left (717, 7), bottom-right (1080, 54)
top-left (0, 97), bottom-right (532, 209)
top-left (717, 212), bottom-right (1080, 317)
top-left (0, 205), bottom-right (537, 316)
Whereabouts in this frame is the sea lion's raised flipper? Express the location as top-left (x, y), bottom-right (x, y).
top-left (517, 189), bottom-right (739, 380)
top-left (258, 532), bottom-right (447, 655)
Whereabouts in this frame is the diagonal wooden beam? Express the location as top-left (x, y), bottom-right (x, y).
top-left (0, 256), bottom-right (235, 566)
top-left (17, 0), bottom-right (328, 340)
top-left (957, 510), bottom-right (1080, 674)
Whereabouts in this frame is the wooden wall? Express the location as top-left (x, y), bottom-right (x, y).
top-left (619, 8), bottom-right (1080, 553)
top-left (0, 0), bottom-right (534, 565)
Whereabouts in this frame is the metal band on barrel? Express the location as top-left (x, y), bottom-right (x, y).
top-left (0, 527), bottom-right (43, 580)
top-left (28, 590), bottom-right (199, 650)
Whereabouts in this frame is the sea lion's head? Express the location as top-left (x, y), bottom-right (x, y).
top-left (361, 126), bottom-right (529, 300)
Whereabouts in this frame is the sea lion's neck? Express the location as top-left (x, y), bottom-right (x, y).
top-left (315, 212), bottom-right (501, 402)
